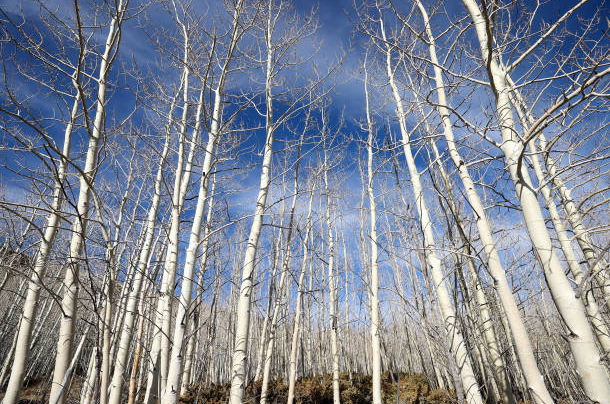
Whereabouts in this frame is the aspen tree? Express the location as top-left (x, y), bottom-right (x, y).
top-left (48, 3), bottom-right (127, 403)
top-left (152, 23), bottom-right (192, 398)
top-left (396, 1), bottom-right (578, 400)
top-left (161, 42), bottom-right (228, 401)
top-left (90, 153), bottom-right (136, 404)
top-left (362, 56), bottom-right (382, 404)
top-left (229, 0), bottom-right (322, 400)
top-left (0, 3), bottom-right (90, 402)
top-left (182, 173), bottom-right (217, 394)
top-left (2, 81), bottom-right (81, 404)
top-left (509, 91), bottom-right (610, 354)
top-left (377, 11), bottom-right (484, 404)
top-left (506, 75), bottom-right (610, 313)
top-left (287, 182), bottom-right (315, 404)
top-left (228, 0), bottom-right (276, 398)
top-left (260, 117), bottom-right (306, 404)
top-left (160, 135), bottom-right (216, 404)
top-left (255, 228), bottom-right (283, 381)
top-left (427, 135), bottom-right (510, 404)
top-left (128, 271), bottom-right (155, 404)
top-left (145, 0), bottom-right (245, 399)
top-left (322, 121), bottom-right (341, 404)
top-left (461, 1), bottom-right (610, 401)
top-left (106, 75), bottom-right (181, 404)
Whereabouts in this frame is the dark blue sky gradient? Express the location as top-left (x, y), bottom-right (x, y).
top-left (0, 0), bottom-right (607, 305)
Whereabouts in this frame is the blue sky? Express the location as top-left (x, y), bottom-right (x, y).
top-left (0, 0), bottom-right (608, 322)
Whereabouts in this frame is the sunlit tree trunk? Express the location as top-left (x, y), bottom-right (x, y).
top-left (322, 128), bottom-right (341, 404)
top-left (107, 81), bottom-right (179, 404)
top-left (182, 174), bottom-right (217, 394)
top-left (145, 10), bottom-right (233, 399)
top-left (287, 186), bottom-right (314, 404)
top-left (2, 85), bottom-right (80, 404)
top-left (228, 2), bottom-right (274, 401)
top-left (161, 64), bottom-right (225, 403)
top-left (509, 90), bottom-right (610, 354)
top-left (363, 59), bottom-right (382, 404)
top-left (379, 14), bottom-right (484, 404)
top-left (461, 1), bottom-right (610, 401)
top-left (49, 4), bottom-right (126, 403)
top-left (260, 125), bottom-right (305, 404)
top-left (506, 75), bottom-right (610, 313)
top-left (254, 230), bottom-right (282, 382)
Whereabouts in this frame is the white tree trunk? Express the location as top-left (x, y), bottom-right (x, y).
top-left (506, 75), bottom-right (610, 312)
top-left (254, 230), bottom-right (283, 382)
top-left (228, 1), bottom-right (272, 399)
top-left (287, 188), bottom-right (314, 404)
top-left (260, 135), bottom-right (303, 404)
top-left (106, 87), bottom-right (176, 404)
top-left (509, 91), bottom-right (610, 354)
top-left (161, 79), bottom-right (223, 404)
top-left (227, 90), bottom-right (274, 404)
top-left (363, 61), bottom-right (382, 404)
top-left (410, 4), bottom-right (542, 402)
top-left (322, 136), bottom-right (341, 404)
top-left (2, 87), bottom-right (80, 404)
top-left (183, 175), bottom-right (217, 395)
top-left (158, 45), bottom-right (191, 395)
top-left (461, 1), bottom-right (610, 401)
top-left (48, 5), bottom-right (125, 403)
top-left (380, 15), bottom-right (484, 404)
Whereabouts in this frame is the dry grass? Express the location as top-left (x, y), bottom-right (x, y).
top-left (180, 372), bottom-right (454, 404)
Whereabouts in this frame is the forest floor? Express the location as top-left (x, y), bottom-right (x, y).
top-left (1, 372), bottom-right (453, 404)
top-left (180, 372), bottom-right (454, 404)
top-left (0, 375), bottom-right (84, 404)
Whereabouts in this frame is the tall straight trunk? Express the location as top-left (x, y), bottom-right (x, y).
top-left (322, 137), bottom-right (341, 404)
top-left (94, 158), bottom-right (134, 404)
top-left (509, 91), bottom-right (610, 354)
top-left (429, 132), bottom-right (507, 403)
top-left (305, 248), bottom-right (315, 378)
top-left (228, 1), bottom-right (273, 399)
top-left (506, 75), bottom-right (610, 312)
top-left (379, 15), bottom-right (484, 404)
top-left (339, 223), bottom-right (353, 378)
top-left (183, 174), bottom-right (217, 394)
top-left (259, 239), bottom-right (290, 404)
top-left (106, 84), bottom-right (177, 404)
top-left (1, 87), bottom-right (80, 404)
top-left (206, 277), bottom-right (221, 385)
top-left (127, 278), bottom-right (150, 404)
top-left (48, 5), bottom-right (125, 403)
top-left (387, 158), bottom-right (448, 391)
top-left (426, 113), bottom-right (512, 400)
top-left (161, 75), bottom-right (225, 404)
top-left (260, 133), bottom-right (304, 404)
top-left (228, 108), bottom-right (274, 404)
top-left (286, 188), bottom-right (314, 404)
top-left (411, 3), bottom-right (553, 402)
top-left (461, 1), bottom-right (610, 402)
top-left (363, 61), bottom-right (382, 404)
top-left (254, 229), bottom-right (283, 381)
top-left (158, 38), bottom-right (192, 395)
top-left (145, 40), bottom-right (212, 404)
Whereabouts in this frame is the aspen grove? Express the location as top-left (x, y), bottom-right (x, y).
top-left (0, 0), bottom-right (609, 404)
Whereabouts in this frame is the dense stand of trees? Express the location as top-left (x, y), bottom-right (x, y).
top-left (0, 1), bottom-right (609, 404)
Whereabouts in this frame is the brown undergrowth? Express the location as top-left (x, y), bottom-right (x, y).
top-left (180, 372), bottom-right (454, 404)
top-left (0, 375), bottom-right (83, 404)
